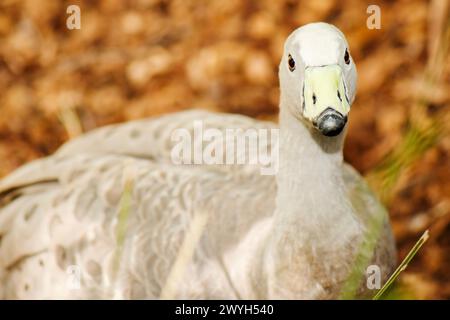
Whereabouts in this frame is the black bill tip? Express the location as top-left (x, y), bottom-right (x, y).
top-left (314, 107), bottom-right (347, 137)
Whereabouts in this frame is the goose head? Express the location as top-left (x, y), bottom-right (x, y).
top-left (279, 22), bottom-right (357, 137)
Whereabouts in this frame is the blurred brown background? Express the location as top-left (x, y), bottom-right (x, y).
top-left (0, 0), bottom-right (449, 299)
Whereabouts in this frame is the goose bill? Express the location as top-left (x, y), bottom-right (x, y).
top-left (303, 65), bottom-right (350, 136)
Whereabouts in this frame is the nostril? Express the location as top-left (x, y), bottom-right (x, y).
top-left (312, 93), bottom-right (317, 105)
top-left (337, 91), bottom-right (342, 102)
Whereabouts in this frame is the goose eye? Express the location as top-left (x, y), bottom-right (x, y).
top-left (344, 49), bottom-right (350, 65)
top-left (288, 54), bottom-right (296, 71)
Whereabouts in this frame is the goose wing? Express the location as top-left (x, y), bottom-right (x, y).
top-left (0, 111), bottom-right (276, 299)
top-left (0, 110), bottom-right (276, 194)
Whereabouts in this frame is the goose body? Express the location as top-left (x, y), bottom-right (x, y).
top-left (0, 23), bottom-right (396, 299)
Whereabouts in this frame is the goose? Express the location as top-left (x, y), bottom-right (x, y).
top-left (0, 22), bottom-right (396, 299)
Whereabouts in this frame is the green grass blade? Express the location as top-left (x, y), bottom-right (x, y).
top-left (372, 230), bottom-right (430, 300)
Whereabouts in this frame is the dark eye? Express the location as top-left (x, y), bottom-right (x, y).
top-left (288, 54), bottom-right (295, 71)
top-left (344, 49), bottom-right (350, 65)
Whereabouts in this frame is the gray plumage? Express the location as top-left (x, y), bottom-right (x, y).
top-left (0, 23), bottom-right (396, 299)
